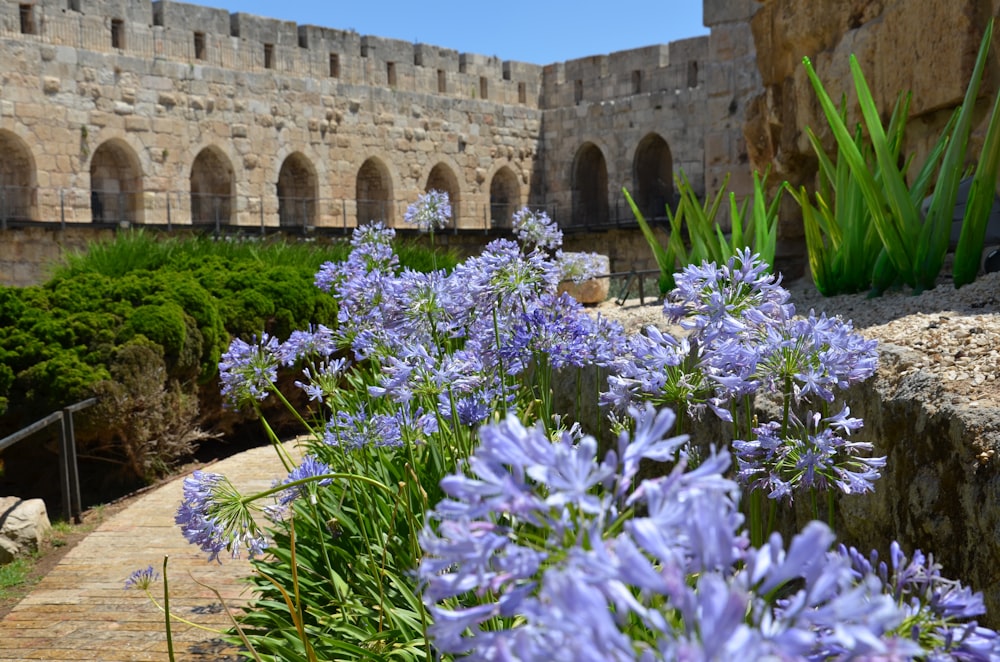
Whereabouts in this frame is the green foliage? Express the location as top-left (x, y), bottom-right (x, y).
top-left (954, 21), bottom-right (1000, 287)
top-left (798, 18), bottom-right (999, 295)
top-left (0, 230), bottom-right (453, 486)
top-left (239, 449), bottom-right (433, 660)
top-left (786, 97), bottom-right (904, 295)
top-left (89, 341), bottom-right (204, 482)
top-left (625, 169), bottom-right (784, 294)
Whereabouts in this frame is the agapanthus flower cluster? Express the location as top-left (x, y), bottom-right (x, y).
top-left (501, 291), bottom-right (623, 372)
top-left (175, 470), bottom-right (268, 562)
top-left (555, 249), bottom-right (605, 283)
top-left (659, 248), bottom-right (879, 405)
top-left (512, 207), bottom-right (563, 251)
top-left (839, 540), bottom-right (1000, 657)
top-left (276, 454), bottom-right (334, 506)
top-left (604, 248), bottom-right (883, 501)
top-left (403, 189), bottom-right (452, 232)
top-left (218, 333), bottom-right (280, 409)
top-left (733, 406), bottom-right (886, 501)
top-left (418, 405), bottom-right (999, 660)
top-left (124, 565), bottom-right (159, 591)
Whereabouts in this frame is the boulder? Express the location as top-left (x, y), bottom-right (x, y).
top-left (556, 253), bottom-right (611, 305)
top-left (0, 497), bottom-right (52, 564)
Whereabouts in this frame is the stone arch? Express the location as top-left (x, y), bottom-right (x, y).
top-left (571, 142), bottom-right (609, 227)
top-left (356, 156), bottom-right (394, 226)
top-left (276, 152), bottom-right (317, 230)
top-left (0, 129), bottom-right (36, 221)
top-left (632, 133), bottom-right (674, 221)
top-left (425, 162), bottom-right (460, 227)
top-left (190, 145), bottom-right (234, 226)
top-left (488, 165), bottom-right (520, 228)
top-left (90, 139), bottom-right (143, 223)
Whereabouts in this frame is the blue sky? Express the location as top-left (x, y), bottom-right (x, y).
top-left (187, 1), bottom-right (708, 65)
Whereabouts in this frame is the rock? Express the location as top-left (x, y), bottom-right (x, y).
top-left (745, 0), bottom-right (994, 207)
top-left (834, 343), bottom-right (1000, 626)
top-left (557, 277), bottom-right (610, 305)
top-left (556, 253), bottom-right (610, 305)
top-left (0, 497), bottom-right (52, 564)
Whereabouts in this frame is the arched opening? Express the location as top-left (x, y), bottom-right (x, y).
top-left (571, 143), bottom-right (608, 227)
top-left (0, 130), bottom-right (36, 222)
top-left (356, 157), bottom-right (393, 226)
top-left (632, 133), bottom-right (673, 221)
top-left (489, 167), bottom-right (520, 228)
top-left (90, 140), bottom-right (143, 223)
top-left (425, 163), bottom-right (459, 227)
top-left (190, 146), bottom-right (234, 227)
top-left (277, 153), bottom-right (317, 230)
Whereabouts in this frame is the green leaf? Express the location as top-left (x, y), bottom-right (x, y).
top-left (954, 20), bottom-right (1000, 287)
top-left (918, 19), bottom-right (994, 290)
top-left (623, 187), bottom-right (676, 292)
top-left (802, 56), bottom-right (913, 284)
top-left (849, 54), bottom-right (923, 287)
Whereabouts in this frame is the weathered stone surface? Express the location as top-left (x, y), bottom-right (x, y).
top-left (556, 253), bottom-right (611, 304)
top-left (745, 0), bottom-right (998, 196)
top-left (834, 343), bottom-right (1000, 624)
top-left (0, 497), bottom-right (52, 564)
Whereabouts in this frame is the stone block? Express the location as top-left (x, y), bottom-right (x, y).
top-left (709, 22), bottom-right (755, 61)
top-left (556, 253), bottom-right (611, 305)
top-left (0, 497), bottom-right (51, 564)
top-left (124, 116), bottom-right (150, 132)
top-left (703, 0), bottom-right (759, 27)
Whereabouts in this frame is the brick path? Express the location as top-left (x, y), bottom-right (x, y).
top-left (0, 440), bottom-right (303, 661)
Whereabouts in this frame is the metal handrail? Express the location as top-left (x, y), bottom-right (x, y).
top-left (0, 397), bottom-right (96, 523)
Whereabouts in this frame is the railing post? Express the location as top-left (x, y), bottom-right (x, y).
top-left (62, 406), bottom-right (83, 523)
top-left (57, 414), bottom-right (72, 523)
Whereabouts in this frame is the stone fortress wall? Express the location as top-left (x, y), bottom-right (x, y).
top-left (0, 0), bottom-right (760, 242)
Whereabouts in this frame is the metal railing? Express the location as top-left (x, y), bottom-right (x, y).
top-left (0, 398), bottom-right (95, 523)
top-left (0, 183), bottom-right (681, 235)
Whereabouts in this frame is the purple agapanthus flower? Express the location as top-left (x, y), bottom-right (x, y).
top-left (218, 333), bottom-right (280, 408)
top-left (124, 565), bottom-right (159, 591)
top-left (277, 455), bottom-right (334, 506)
top-left (733, 406), bottom-right (885, 500)
top-left (324, 405), bottom-right (406, 449)
top-left (277, 324), bottom-right (338, 367)
top-left (555, 250), bottom-right (604, 283)
top-left (512, 207), bottom-right (563, 252)
top-left (418, 403), bottom-right (986, 658)
top-left (175, 470), bottom-right (268, 562)
top-left (404, 189), bottom-right (452, 232)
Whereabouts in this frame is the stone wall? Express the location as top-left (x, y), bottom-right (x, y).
top-left (744, 0), bottom-right (1000, 204)
top-left (0, 0), bottom-right (732, 249)
top-left (0, 225), bottom-right (114, 286)
top-left (702, 0), bottom-right (761, 203)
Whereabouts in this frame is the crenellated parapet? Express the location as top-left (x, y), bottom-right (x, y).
top-left (0, 0), bottom-right (751, 259)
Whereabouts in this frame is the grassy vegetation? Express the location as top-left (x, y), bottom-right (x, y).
top-left (0, 557), bottom-right (34, 600)
top-left (0, 229), bottom-right (457, 489)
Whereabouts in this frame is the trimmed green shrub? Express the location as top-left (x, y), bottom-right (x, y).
top-left (0, 230), bottom-right (454, 488)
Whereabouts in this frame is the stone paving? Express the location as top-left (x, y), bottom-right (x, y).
top-left (0, 439), bottom-right (303, 661)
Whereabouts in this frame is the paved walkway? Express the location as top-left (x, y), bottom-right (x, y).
top-left (0, 439), bottom-right (304, 661)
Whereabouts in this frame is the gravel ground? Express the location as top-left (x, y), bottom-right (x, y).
top-left (594, 270), bottom-right (1000, 408)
